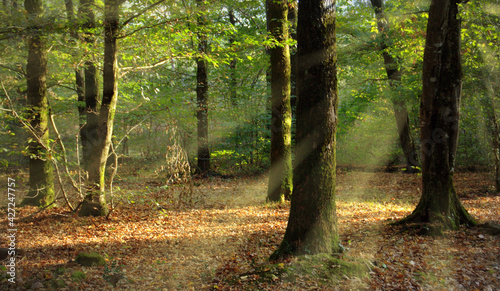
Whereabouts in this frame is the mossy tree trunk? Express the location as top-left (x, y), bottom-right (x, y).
top-left (288, 0), bottom-right (298, 110)
top-left (196, 0), bottom-right (210, 175)
top-left (22, 0), bottom-right (55, 207)
top-left (271, 0), bottom-right (340, 259)
top-left (266, 0), bottom-right (293, 203)
top-left (370, 0), bottom-right (418, 172)
top-left (79, 0), bottom-right (119, 216)
top-left (397, 0), bottom-right (476, 229)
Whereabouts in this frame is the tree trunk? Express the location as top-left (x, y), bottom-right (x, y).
top-left (63, 0), bottom-right (87, 157)
top-left (196, 0), bottom-right (210, 174)
top-left (228, 9), bottom-right (238, 106)
top-left (370, 0), bottom-right (418, 172)
top-left (397, 0), bottom-right (476, 230)
top-left (266, 0), bottom-right (292, 203)
top-left (288, 0), bottom-right (298, 110)
top-left (79, 0), bottom-right (100, 172)
top-left (79, 0), bottom-right (120, 216)
top-left (76, 68), bottom-right (85, 131)
top-left (22, 0), bottom-right (55, 207)
top-left (482, 82), bottom-right (500, 192)
top-left (121, 118), bottom-right (129, 155)
top-left (271, 0), bottom-right (340, 259)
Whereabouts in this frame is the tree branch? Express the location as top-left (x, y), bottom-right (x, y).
top-left (121, 0), bottom-right (167, 28)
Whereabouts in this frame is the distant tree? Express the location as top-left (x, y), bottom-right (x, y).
top-left (266, 0), bottom-right (292, 203)
top-left (483, 88), bottom-right (500, 191)
top-left (196, 0), bottom-right (210, 174)
top-left (271, 0), bottom-right (341, 258)
top-left (397, 0), bottom-right (477, 230)
top-left (21, 0), bottom-right (55, 207)
top-left (370, 0), bottom-right (418, 172)
top-left (228, 9), bottom-right (238, 106)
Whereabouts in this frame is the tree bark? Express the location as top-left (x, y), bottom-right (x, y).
top-left (22, 0), bottom-right (55, 207)
top-left (370, 0), bottom-right (418, 172)
top-left (196, 0), bottom-right (210, 174)
top-left (228, 9), bottom-right (238, 106)
top-left (397, 0), bottom-right (476, 230)
top-left (271, 0), bottom-right (340, 259)
top-left (266, 0), bottom-right (292, 203)
top-left (482, 81), bottom-right (500, 192)
top-left (79, 0), bottom-right (100, 172)
top-left (79, 0), bottom-right (120, 216)
top-left (288, 0), bottom-right (298, 110)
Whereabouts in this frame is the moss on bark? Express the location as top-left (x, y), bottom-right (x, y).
top-left (271, 0), bottom-right (340, 259)
top-left (22, 0), bottom-right (54, 208)
top-left (266, 0), bottom-right (293, 203)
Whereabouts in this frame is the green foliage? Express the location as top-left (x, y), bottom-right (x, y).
top-left (0, 0), bottom-right (498, 184)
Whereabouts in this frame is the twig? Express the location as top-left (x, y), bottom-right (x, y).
top-left (49, 111), bottom-right (83, 196)
top-left (106, 142), bottom-right (119, 220)
top-left (49, 112), bottom-right (79, 211)
top-left (2, 82), bottom-right (51, 153)
top-left (121, 0), bottom-right (168, 28)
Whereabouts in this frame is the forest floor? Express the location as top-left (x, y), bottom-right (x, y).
top-left (0, 170), bottom-right (499, 290)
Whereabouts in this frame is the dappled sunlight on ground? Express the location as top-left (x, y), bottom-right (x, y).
top-left (0, 172), bottom-right (498, 290)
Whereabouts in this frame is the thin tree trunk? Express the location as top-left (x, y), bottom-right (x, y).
top-left (76, 69), bottom-right (85, 130)
top-left (196, 0), bottom-right (210, 174)
top-left (122, 118), bottom-right (129, 155)
top-left (22, 0), bottom-right (55, 207)
top-left (228, 9), bottom-right (238, 106)
top-left (397, 0), bottom-right (476, 230)
top-left (63, 0), bottom-right (86, 158)
top-left (370, 0), bottom-right (418, 172)
top-left (483, 82), bottom-right (500, 191)
top-left (266, 0), bottom-right (292, 203)
top-left (79, 0), bottom-right (99, 172)
top-left (271, 0), bottom-right (340, 259)
top-left (288, 0), bottom-right (298, 110)
top-left (79, 0), bottom-right (120, 216)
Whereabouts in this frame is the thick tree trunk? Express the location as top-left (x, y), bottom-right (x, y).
top-left (266, 0), bottom-right (292, 203)
top-left (196, 0), bottom-right (210, 174)
top-left (79, 0), bottom-right (119, 216)
top-left (370, 0), bottom-right (418, 172)
top-left (22, 0), bottom-right (55, 207)
top-left (397, 0), bottom-right (476, 229)
top-left (271, 0), bottom-right (340, 259)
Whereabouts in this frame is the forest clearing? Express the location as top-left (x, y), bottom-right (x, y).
top-left (1, 169), bottom-right (498, 290)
